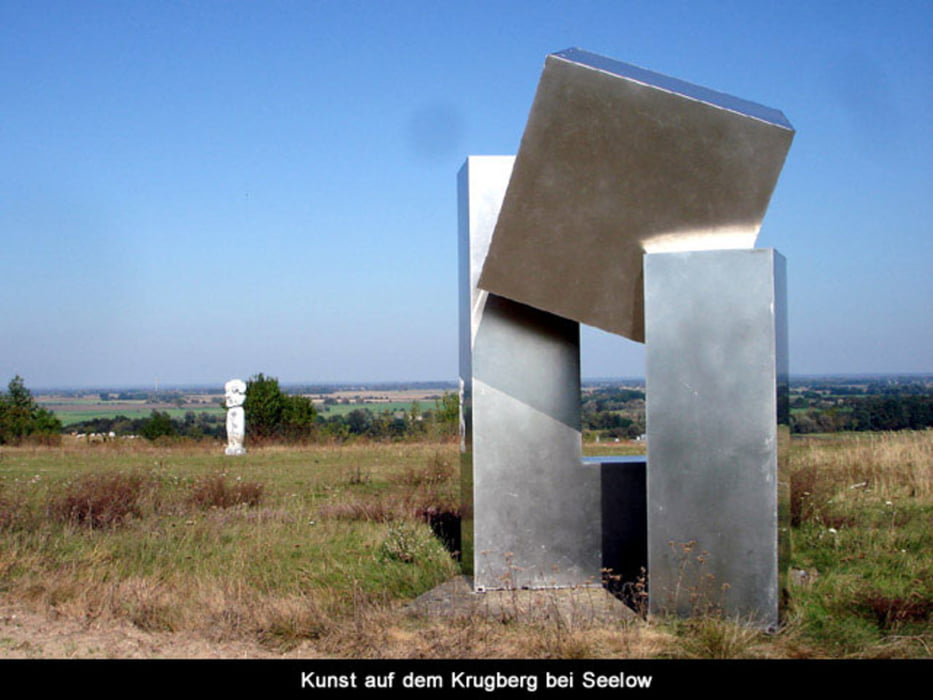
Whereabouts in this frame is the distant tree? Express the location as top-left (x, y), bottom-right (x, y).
top-left (431, 392), bottom-right (459, 438)
top-left (244, 373), bottom-right (285, 441)
top-left (281, 393), bottom-right (317, 441)
top-left (345, 408), bottom-right (373, 436)
top-left (244, 373), bottom-right (317, 442)
top-left (319, 414), bottom-right (350, 440)
top-left (406, 401), bottom-right (426, 438)
top-left (141, 410), bottom-right (176, 441)
top-left (0, 375), bottom-right (62, 444)
top-left (791, 411), bottom-right (819, 434)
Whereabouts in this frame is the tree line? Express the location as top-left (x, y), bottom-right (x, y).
top-left (581, 386), bottom-right (645, 439)
top-left (68, 410), bottom-right (226, 441)
top-left (241, 374), bottom-right (458, 443)
top-left (6, 373), bottom-right (929, 446)
top-left (53, 374), bottom-right (460, 444)
top-left (791, 395), bottom-right (933, 434)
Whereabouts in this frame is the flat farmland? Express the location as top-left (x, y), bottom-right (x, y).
top-left (317, 401), bottom-right (439, 418)
top-left (40, 398), bottom-right (224, 427)
top-left (38, 387), bottom-right (453, 427)
top-left (313, 388), bottom-right (452, 418)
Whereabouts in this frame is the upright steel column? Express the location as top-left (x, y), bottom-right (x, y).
top-left (645, 249), bottom-right (790, 628)
top-left (459, 156), bottom-right (601, 590)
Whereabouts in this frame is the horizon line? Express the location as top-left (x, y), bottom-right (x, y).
top-left (25, 371), bottom-right (933, 393)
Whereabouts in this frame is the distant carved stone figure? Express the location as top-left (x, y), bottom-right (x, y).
top-left (224, 379), bottom-right (247, 456)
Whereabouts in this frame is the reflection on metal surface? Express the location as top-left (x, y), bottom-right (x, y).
top-left (458, 157), bottom-right (600, 589)
top-left (458, 156), bottom-right (516, 577)
top-left (478, 48), bottom-right (794, 342)
top-left (644, 249), bottom-right (788, 628)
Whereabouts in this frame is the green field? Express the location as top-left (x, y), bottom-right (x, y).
top-left (51, 405), bottom-right (225, 427)
top-left (45, 400), bottom-right (437, 427)
top-left (316, 401), bottom-right (433, 418)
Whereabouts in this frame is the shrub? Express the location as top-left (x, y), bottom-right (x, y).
top-left (189, 473), bottom-right (264, 509)
top-left (413, 505), bottom-right (461, 557)
top-left (379, 521), bottom-right (433, 563)
top-left (140, 410), bottom-right (177, 441)
top-left (48, 472), bottom-right (144, 529)
top-left (862, 593), bottom-right (933, 630)
top-left (244, 373), bottom-right (317, 443)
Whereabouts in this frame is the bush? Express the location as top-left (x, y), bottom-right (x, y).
top-left (379, 521), bottom-right (434, 563)
top-left (190, 474), bottom-right (264, 509)
top-left (49, 472), bottom-right (144, 529)
top-left (141, 410), bottom-right (177, 441)
top-left (244, 373), bottom-right (317, 443)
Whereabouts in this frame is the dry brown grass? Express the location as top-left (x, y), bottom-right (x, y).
top-left (189, 473), bottom-right (264, 509)
top-left (792, 432), bottom-right (932, 496)
top-left (1, 433), bottom-right (930, 659)
top-left (47, 472), bottom-right (146, 529)
top-left (790, 431), bottom-right (932, 527)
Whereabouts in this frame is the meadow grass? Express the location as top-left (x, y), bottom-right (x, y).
top-left (0, 432), bottom-right (929, 658)
top-left (0, 441), bottom-right (460, 649)
top-left (786, 431), bottom-right (933, 657)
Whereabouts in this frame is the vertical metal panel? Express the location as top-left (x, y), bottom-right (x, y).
top-left (774, 257), bottom-right (791, 605)
top-left (645, 249), bottom-right (788, 627)
top-left (458, 156), bottom-right (514, 578)
top-left (458, 157), bottom-right (601, 589)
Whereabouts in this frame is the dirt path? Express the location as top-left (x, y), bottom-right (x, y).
top-left (0, 597), bottom-right (311, 659)
top-left (1, 579), bottom-right (634, 659)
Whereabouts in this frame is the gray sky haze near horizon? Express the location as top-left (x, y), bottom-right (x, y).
top-left (2, 1), bottom-right (931, 390)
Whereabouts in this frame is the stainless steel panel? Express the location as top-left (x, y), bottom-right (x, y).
top-left (458, 156), bottom-right (601, 589)
top-left (479, 48), bottom-right (794, 342)
top-left (458, 156), bottom-right (515, 578)
top-left (644, 249), bottom-right (788, 628)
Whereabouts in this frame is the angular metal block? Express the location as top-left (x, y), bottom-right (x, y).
top-left (459, 156), bottom-right (601, 589)
top-left (479, 48), bottom-right (794, 342)
top-left (645, 249), bottom-right (789, 628)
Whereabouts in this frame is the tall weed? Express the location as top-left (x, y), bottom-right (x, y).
top-left (189, 473), bottom-right (264, 509)
top-left (47, 472), bottom-right (145, 529)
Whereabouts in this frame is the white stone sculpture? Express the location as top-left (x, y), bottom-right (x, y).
top-left (224, 378), bottom-right (247, 456)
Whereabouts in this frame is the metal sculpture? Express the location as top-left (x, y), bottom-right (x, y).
top-left (460, 48), bottom-right (793, 626)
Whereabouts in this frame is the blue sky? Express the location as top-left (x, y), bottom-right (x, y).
top-left (1, 1), bottom-right (930, 389)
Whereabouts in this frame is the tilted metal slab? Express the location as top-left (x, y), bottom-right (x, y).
top-left (478, 48), bottom-right (794, 342)
top-left (644, 249), bottom-right (790, 628)
top-left (459, 156), bottom-right (601, 589)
